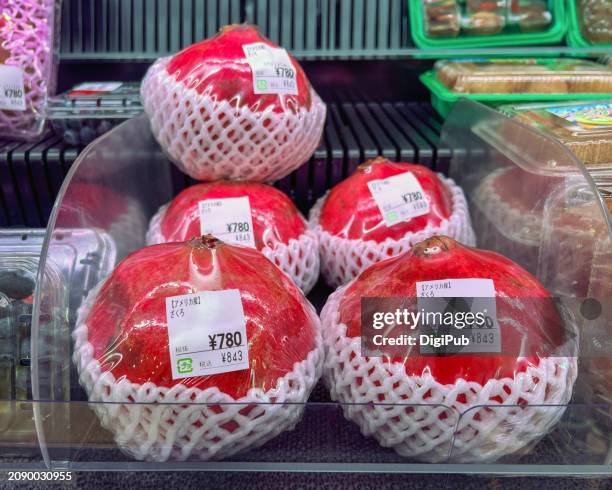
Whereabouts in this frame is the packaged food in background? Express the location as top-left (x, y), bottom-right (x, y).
top-left (435, 59), bottom-right (612, 94)
top-left (0, 1), bottom-right (61, 140)
top-left (577, 0), bottom-right (612, 44)
top-left (424, 0), bottom-right (461, 37)
top-left (48, 82), bottom-right (142, 146)
top-left (463, 1), bottom-right (506, 35)
top-left (500, 101), bottom-right (612, 167)
top-left (509, 0), bottom-right (552, 31)
top-left (462, 10), bottom-right (506, 35)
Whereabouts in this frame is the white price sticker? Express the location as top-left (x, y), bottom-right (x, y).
top-left (416, 278), bottom-right (500, 354)
top-left (416, 278), bottom-right (496, 298)
top-left (367, 172), bottom-right (430, 226)
top-left (0, 66), bottom-right (26, 111)
top-left (166, 289), bottom-right (250, 379)
top-left (242, 42), bottom-right (298, 95)
top-left (198, 197), bottom-right (256, 248)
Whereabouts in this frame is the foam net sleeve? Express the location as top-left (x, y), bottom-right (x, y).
top-left (146, 204), bottom-right (320, 294)
top-left (140, 57), bottom-right (327, 182)
top-left (309, 175), bottom-right (477, 288)
top-left (73, 281), bottom-right (324, 462)
top-left (320, 286), bottom-right (578, 463)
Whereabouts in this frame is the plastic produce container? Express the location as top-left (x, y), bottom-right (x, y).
top-left (48, 83), bottom-right (142, 146)
top-left (499, 100), bottom-right (612, 168)
top-left (410, 0), bottom-right (566, 49)
top-left (0, 228), bottom-right (115, 455)
top-left (421, 59), bottom-right (612, 117)
top-left (0, 102), bottom-right (603, 473)
top-left (567, 0), bottom-right (612, 47)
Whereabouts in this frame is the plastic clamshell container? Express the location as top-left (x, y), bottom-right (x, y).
top-left (409, 0), bottom-right (566, 49)
top-left (10, 106), bottom-right (608, 473)
top-left (48, 83), bottom-right (142, 146)
top-left (498, 100), bottom-right (612, 167)
top-left (0, 228), bottom-right (115, 457)
top-left (0, 230), bottom-right (44, 452)
top-left (566, 0), bottom-right (612, 48)
top-left (421, 59), bottom-right (612, 118)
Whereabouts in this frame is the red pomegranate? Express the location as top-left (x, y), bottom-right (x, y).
top-left (310, 157), bottom-right (475, 287)
top-left (321, 236), bottom-right (576, 463)
top-left (147, 182), bottom-right (319, 293)
top-left (141, 24), bottom-right (326, 182)
top-left (74, 236), bottom-right (323, 461)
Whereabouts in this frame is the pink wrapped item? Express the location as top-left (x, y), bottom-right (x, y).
top-left (0, 0), bottom-right (60, 140)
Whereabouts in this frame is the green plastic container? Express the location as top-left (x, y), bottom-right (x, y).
top-left (410, 0), bottom-right (567, 49)
top-left (420, 70), bottom-right (612, 118)
top-left (566, 0), bottom-right (612, 48)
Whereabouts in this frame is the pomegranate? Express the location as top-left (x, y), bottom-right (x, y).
top-left (309, 157), bottom-right (475, 287)
top-left (321, 236), bottom-right (576, 463)
top-left (146, 181), bottom-right (319, 293)
top-left (472, 166), bottom-right (562, 273)
top-left (73, 236), bottom-right (323, 461)
top-left (140, 23), bottom-right (326, 182)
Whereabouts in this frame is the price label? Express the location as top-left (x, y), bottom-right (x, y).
top-left (166, 289), bottom-right (250, 379)
top-left (0, 65), bottom-right (26, 111)
top-left (367, 172), bottom-right (430, 227)
top-left (198, 197), bottom-right (256, 248)
top-left (242, 42), bottom-right (298, 95)
top-left (416, 278), bottom-right (501, 354)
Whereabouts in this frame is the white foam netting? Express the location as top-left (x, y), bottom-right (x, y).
top-left (141, 57), bottom-right (327, 182)
top-left (309, 175), bottom-right (476, 288)
top-left (146, 204), bottom-right (320, 294)
top-left (320, 286), bottom-right (578, 463)
top-left (472, 168), bottom-right (542, 248)
top-left (73, 281), bottom-right (324, 462)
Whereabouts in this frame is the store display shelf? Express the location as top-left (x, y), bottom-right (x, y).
top-left (58, 0), bottom-right (612, 62)
top-left (59, 47), bottom-right (612, 62)
top-left (0, 102), bottom-right (447, 228)
top-left (1, 100), bottom-right (606, 473)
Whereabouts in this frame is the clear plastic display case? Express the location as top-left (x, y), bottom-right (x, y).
top-left (0, 100), bottom-right (606, 474)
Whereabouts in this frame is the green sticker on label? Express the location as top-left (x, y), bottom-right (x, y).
top-left (177, 358), bottom-right (193, 374)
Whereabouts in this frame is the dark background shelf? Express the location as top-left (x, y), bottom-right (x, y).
top-left (0, 101), bottom-right (446, 228)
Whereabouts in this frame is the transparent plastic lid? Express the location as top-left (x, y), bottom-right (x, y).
top-left (435, 59), bottom-right (612, 94)
top-left (499, 100), bottom-right (612, 167)
top-left (48, 82), bottom-right (142, 120)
